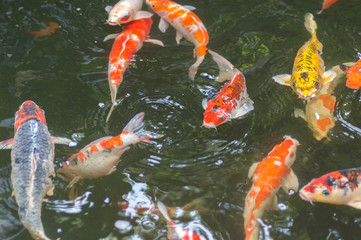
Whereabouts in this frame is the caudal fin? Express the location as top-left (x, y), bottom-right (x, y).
top-left (304, 13), bottom-right (317, 38)
top-left (157, 201), bottom-right (172, 222)
top-left (106, 85), bottom-right (119, 123)
top-left (122, 112), bottom-right (163, 141)
top-left (208, 50), bottom-right (236, 83)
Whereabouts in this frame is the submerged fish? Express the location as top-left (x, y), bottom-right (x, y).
top-left (0, 101), bottom-right (76, 240)
top-left (340, 58), bottom-right (361, 89)
top-left (273, 13), bottom-right (336, 99)
top-left (104, 18), bottom-right (164, 122)
top-left (157, 201), bottom-right (207, 240)
top-left (244, 136), bottom-right (299, 240)
top-left (146, 0), bottom-right (209, 80)
top-left (318, 0), bottom-right (339, 14)
top-left (202, 50), bottom-right (254, 128)
top-left (105, 0), bottom-right (153, 25)
top-left (27, 22), bottom-right (59, 37)
top-left (57, 112), bottom-right (162, 188)
top-left (299, 167), bottom-right (361, 209)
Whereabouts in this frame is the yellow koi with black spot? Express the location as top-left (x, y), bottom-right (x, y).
top-left (273, 13), bottom-right (336, 99)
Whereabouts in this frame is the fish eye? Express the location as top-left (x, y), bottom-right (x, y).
top-left (152, 4), bottom-right (156, 8)
top-left (292, 82), bottom-right (296, 88)
top-left (322, 189), bottom-right (330, 195)
top-left (314, 82), bottom-right (319, 87)
top-left (123, 12), bottom-right (128, 18)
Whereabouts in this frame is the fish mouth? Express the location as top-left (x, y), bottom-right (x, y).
top-left (202, 122), bottom-right (217, 129)
top-left (106, 20), bottom-right (118, 26)
top-left (299, 190), bottom-right (315, 206)
top-left (296, 90), bottom-right (317, 99)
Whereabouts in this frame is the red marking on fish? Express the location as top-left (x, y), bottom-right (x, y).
top-left (244, 136), bottom-right (299, 240)
top-left (27, 22), bottom-right (59, 37)
top-left (14, 100), bottom-right (47, 133)
top-left (341, 59), bottom-right (361, 89)
top-left (318, 0), bottom-right (339, 14)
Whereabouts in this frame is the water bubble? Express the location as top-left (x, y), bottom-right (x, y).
top-left (114, 220), bottom-right (132, 234)
top-left (71, 133), bottom-right (84, 142)
top-left (215, 159), bottom-right (223, 166)
top-left (98, 102), bottom-right (105, 108)
top-left (57, 228), bottom-right (62, 233)
top-left (278, 203), bottom-right (287, 211)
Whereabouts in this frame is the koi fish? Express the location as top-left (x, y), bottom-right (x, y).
top-left (340, 58), bottom-right (361, 89)
top-left (157, 201), bottom-right (207, 240)
top-left (27, 22), bottom-right (59, 37)
top-left (318, 0), bottom-right (339, 14)
top-left (272, 13), bottom-right (336, 99)
top-left (105, 0), bottom-right (153, 25)
top-left (57, 112), bottom-right (162, 188)
top-left (294, 63), bottom-right (354, 141)
top-left (104, 18), bottom-right (164, 122)
top-left (0, 101), bottom-right (76, 240)
top-left (202, 50), bottom-right (254, 128)
top-left (299, 167), bottom-right (361, 209)
top-left (244, 136), bottom-right (299, 240)
top-left (146, 0), bottom-right (209, 80)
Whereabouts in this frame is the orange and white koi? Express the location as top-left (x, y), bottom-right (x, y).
top-left (0, 101), bottom-right (76, 240)
top-left (57, 112), bottom-right (162, 188)
top-left (105, 0), bottom-right (153, 25)
top-left (157, 201), bottom-right (207, 240)
top-left (273, 13), bottom-right (336, 99)
top-left (27, 22), bottom-right (59, 37)
top-left (104, 18), bottom-right (164, 122)
top-left (340, 58), bottom-right (361, 89)
top-left (299, 167), bottom-right (361, 209)
top-left (202, 50), bottom-right (253, 128)
top-left (244, 136), bottom-right (299, 240)
top-left (294, 63), bottom-right (353, 141)
top-left (146, 0), bottom-right (209, 80)
top-left (318, 0), bottom-right (339, 14)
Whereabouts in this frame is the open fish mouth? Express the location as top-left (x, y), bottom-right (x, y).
top-left (202, 122), bottom-right (217, 129)
top-left (299, 190), bottom-right (315, 206)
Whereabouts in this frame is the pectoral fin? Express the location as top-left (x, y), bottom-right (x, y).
top-left (105, 6), bottom-right (112, 13)
top-left (145, 38), bottom-right (164, 47)
top-left (248, 162), bottom-right (259, 178)
top-left (134, 11), bottom-right (153, 20)
top-left (46, 184), bottom-right (54, 196)
top-left (347, 200), bottom-right (361, 210)
top-left (104, 33), bottom-right (119, 42)
top-left (159, 19), bottom-right (169, 33)
top-left (0, 139), bottom-right (13, 149)
top-left (281, 169), bottom-right (299, 193)
top-left (52, 137), bottom-right (77, 147)
top-left (268, 195), bottom-right (278, 210)
top-left (322, 70), bottom-right (336, 85)
top-left (272, 74), bottom-right (292, 86)
top-left (294, 108), bottom-right (306, 120)
top-left (183, 5), bottom-right (196, 11)
top-left (202, 99), bottom-right (208, 110)
top-left (176, 31), bottom-right (183, 44)
top-left (65, 176), bottom-right (83, 190)
top-left (232, 99), bottom-right (254, 119)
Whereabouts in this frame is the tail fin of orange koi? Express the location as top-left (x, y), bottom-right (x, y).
top-left (304, 13), bottom-right (317, 38)
top-left (208, 50), bottom-right (236, 83)
top-left (157, 201), bottom-right (173, 223)
top-left (106, 85), bottom-right (118, 122)
top-left (123, 112), bottom-right (163, 142)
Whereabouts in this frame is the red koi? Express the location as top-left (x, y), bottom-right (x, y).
top-left (157, 201), bottom-right (207, 240)
top-left (340, 58), bottom-right (361, 89)
top-left (27, 22), bottom-right (59, 37)
top-left (104, 18), bottom-right (163, 122)
top-left (202, 50), bottom-right (253, 128)
top-left (299, 167), bottom-right (361, 209)
top-left (146, 0), bottom-right (209, 80)
top-left (105, 0), bottom-right (153, 25)
top-left (57, 112), bottom-right (162, 189)
top-left (318, 0), bottom-right (339, 14)
top-left (244, 136), bottom-right (299, 240)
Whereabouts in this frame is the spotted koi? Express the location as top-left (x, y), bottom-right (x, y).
top-left (0, 101), bottom-right (76, 240)
top-left (57, 112), bottom-right (162, 189)
top-left (340, 58), bottom-right (361, 89)
top-left (273, 13), bottom-right (336, 99)
top-left (244, 136), bottom-right (299, 240)
top-left (146, 0), bottom-right (209, 80)
top-left (104, 18), bottom-right (164, 122)
top-left (299, 167), bottom-right (361, 209)
top-left (105, 0), bottom-right (153, 25)
top-left (202, 50), bottom-right (254, 128)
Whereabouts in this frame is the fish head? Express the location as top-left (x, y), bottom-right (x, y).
top-left (146, 0), bottom-right (168, 14)
top-left (107, 3), bottom-right (133, 25)
top-left (202, 105), bottom-right (229, 128)
top-left (278, 136), bottom-right (299, 168)
top-left (299, 171), bottom-right (353, 206)
top-left (291, 71), bottom-right (321, 99)
top-left (14, 100), bottom-right (46, 132)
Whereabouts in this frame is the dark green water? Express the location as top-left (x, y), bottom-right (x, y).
top-left (1, 0), bottom-right (361, 239)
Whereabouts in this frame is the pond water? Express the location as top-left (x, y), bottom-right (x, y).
top-left (1, 0), bottom-right (361, 239)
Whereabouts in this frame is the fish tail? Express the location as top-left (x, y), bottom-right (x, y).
top-left (208, 50), bottom-right (236, 82)
top-left (304, 13), bottom-right (317, 38)
top-left (106, 85), bottom-right (118, 122)
top-left (122, 112), bottom-right (163, 142)
top-left (157, 201), bottom-right (172, 222)
top-left (106, 104), bottom-right (115, 123)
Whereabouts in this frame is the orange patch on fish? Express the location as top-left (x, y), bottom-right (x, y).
top-left (316, 117), bottom-right (332, 131)
top-left (318, 94), bottom-right (336, 113)
top-left (89, 145), bottom-right (99, 154)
